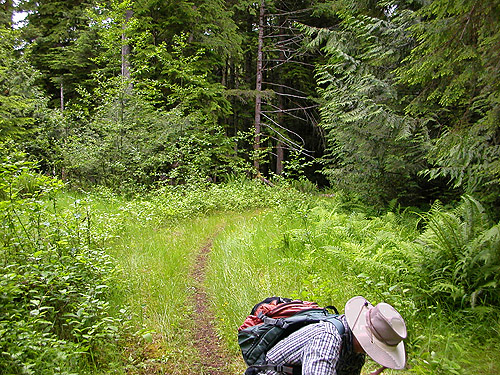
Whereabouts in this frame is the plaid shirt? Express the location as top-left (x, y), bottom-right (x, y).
top-left (263, 315), bottom-right (365, 375)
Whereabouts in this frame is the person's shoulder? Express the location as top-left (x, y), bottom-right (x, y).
top-left (322, 317), bottom-right (345, 337)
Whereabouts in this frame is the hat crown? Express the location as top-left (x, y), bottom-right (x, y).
top-left (366, 303), bottom-right (407, 346)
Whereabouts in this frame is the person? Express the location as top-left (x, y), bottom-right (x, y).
top-left (261, 296), bottom-right (407, 375)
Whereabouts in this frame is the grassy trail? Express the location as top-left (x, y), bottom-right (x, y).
top-left (188, 233), bottom-right (236, 375)
top-left (109, 211), bottom-right (251, 374)
top-left (104, 195), bottom-right (500, 375)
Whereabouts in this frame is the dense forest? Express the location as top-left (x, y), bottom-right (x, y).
top-left (1, 0), bottom-right (500, 374)
top-left (1, 0), bottom-right (498, 208)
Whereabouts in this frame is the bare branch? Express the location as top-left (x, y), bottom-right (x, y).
top-left (261, 113), bottom-right (309, 149)
top-left (262, 81), bottom-right (310, 95)
top-left (270, 91), bottom-right (311, 100)
top-left (265, 58), bottom-right (315, 66)
top-left (263, 102), bottom-right (312, 123)
top-left (263, 104), bottom-right (319, 113)
top-left (267, 8), bottom-right (312, 17)
top-left (262, 124), bottom-right (316, 159)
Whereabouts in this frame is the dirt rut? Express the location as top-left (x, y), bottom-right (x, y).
top-left (189, 236), bottom-right (234, 375)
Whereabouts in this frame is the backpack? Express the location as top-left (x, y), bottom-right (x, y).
top-left (238, 297), bottom-right (345, 375)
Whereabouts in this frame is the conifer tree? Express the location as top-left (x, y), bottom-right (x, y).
top-left (303, 0), bottom-right (426, 201)
top-left (19, 0), bottom-right (97, 109)
top-left (0, 0), bottom-right (14, 27)
top-left (397, 0), bottom-right (500, 204)
top-left (0, 26), bottom-right (46, 141)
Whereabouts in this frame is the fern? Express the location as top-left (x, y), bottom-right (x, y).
top-left (417, 195), bottom-right (500, 308)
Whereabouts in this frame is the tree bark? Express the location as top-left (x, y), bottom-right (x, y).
top-left (60, 79), bottom-right (64, 113)
top-left (121, 9), bottom-right (133, 80)
top-left (253, 0), bottom-right (265, 173)
top-left (276, 13), bottom-right (287, 175)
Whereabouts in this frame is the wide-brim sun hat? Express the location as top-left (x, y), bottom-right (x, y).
top-left (345, 296), bottom-right (407, 369)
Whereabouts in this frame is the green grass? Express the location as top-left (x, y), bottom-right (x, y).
top-left (104, 209), bottom-right (258, 374)
top-left (205, 195), bottom-right (500, 375)
top-left (44, 185), bottom-right (499, 375)
top-left (110, 216), bottom-right (219, 335)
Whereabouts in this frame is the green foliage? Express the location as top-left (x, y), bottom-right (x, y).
top-left (19, 0), bottom-right (98, 107)
top-left (303, 1), bottom-right (428, 203)
top-left (0, 146), bottom-right (126, 373)
top-left (0, 143), bottom-right (62, 201)
top-left (53, 71), bottom-right (248, 189)
top-left (415, 196), bottom-right (500, 308)
top-left (0, 27), bottom-right (47, 141)
top-left (397, 0), bottom-right (500, 204)
top-left (132, 32), bottom-right (232, 115)
top-left (44, 16), bottom-right (248, 189)
top-left (207, 190), bottom-right (500, 374)
top-left (114, 176), bottom-right (305, 226)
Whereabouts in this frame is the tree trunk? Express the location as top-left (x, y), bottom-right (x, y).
top-left (276, 15), bottom-right (287, 176)
top-left (253, 0), bottom-right (265, 173)
top-left (60, 79), bottom-right (64, 113)
top-left (276, 83), bottom-right (285, 175)
top-left (276, 141), bottom-right (284, 175)
top-left (121, 9), bottom-right (133, 80)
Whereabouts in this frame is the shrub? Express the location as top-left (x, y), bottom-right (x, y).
top-left (0, 146), bottom-right (125, 373)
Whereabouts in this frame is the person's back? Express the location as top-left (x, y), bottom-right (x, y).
top-left (264, 315), bottom-right (365, 375)
top-left (258, 296), bottom-right (407, 375)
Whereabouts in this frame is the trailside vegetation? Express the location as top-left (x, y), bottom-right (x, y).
top-left (0, 145), bottom-right (125, 373)
top-left (1, 146), bottom-right (499, 373)
top-left (1, 0), bottom-right (499, 374)
top-left (207, 192), bottom-right (500, 375)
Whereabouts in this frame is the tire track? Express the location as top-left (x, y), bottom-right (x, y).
top-left (188, 235), bottom-right (233, 375)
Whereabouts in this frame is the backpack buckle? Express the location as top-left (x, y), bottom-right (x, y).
top-left (275, 365), bottom-right (296, 375)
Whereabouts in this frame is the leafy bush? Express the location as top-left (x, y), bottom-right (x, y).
top-left (0, 146), bottom-right (126, 373)
top-left (110, 176), bottom-right (306, 227)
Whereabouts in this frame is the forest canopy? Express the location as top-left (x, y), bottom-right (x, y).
top-left (1, 1), bottom-right (500, 374)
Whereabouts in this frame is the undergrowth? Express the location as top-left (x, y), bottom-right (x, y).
top-left (0, 147), bottom-right (126, 374)
top-left (207, 191), bottom-right (500, 375)
top-left (3, 144), bottom-right (499, 375)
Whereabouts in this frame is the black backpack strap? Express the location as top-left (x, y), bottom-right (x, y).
top-left (245, 364), bottom-right (301, 375)
top-left (325, 305), bottom-right (339, 314)
top-left (258, 315), bottom-right (291, 329)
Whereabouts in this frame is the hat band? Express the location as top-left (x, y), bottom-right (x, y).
top-left (367, 307), bottom-right (403, 347)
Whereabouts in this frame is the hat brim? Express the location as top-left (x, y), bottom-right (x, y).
top-left (345, 296), bottom-right (406, 369)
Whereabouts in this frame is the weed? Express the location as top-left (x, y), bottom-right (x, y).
top-left (0, 146), bottom-right (126, 373)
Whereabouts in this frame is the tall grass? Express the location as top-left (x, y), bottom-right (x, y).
top-left (86, 178), bottom-right (308, 374)
top-left (105, 214), bottom-right (231, 373)
top-left (206, 193), bottom-right (500, 375)
top-left (5, 156), bottom-right (497, 375)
